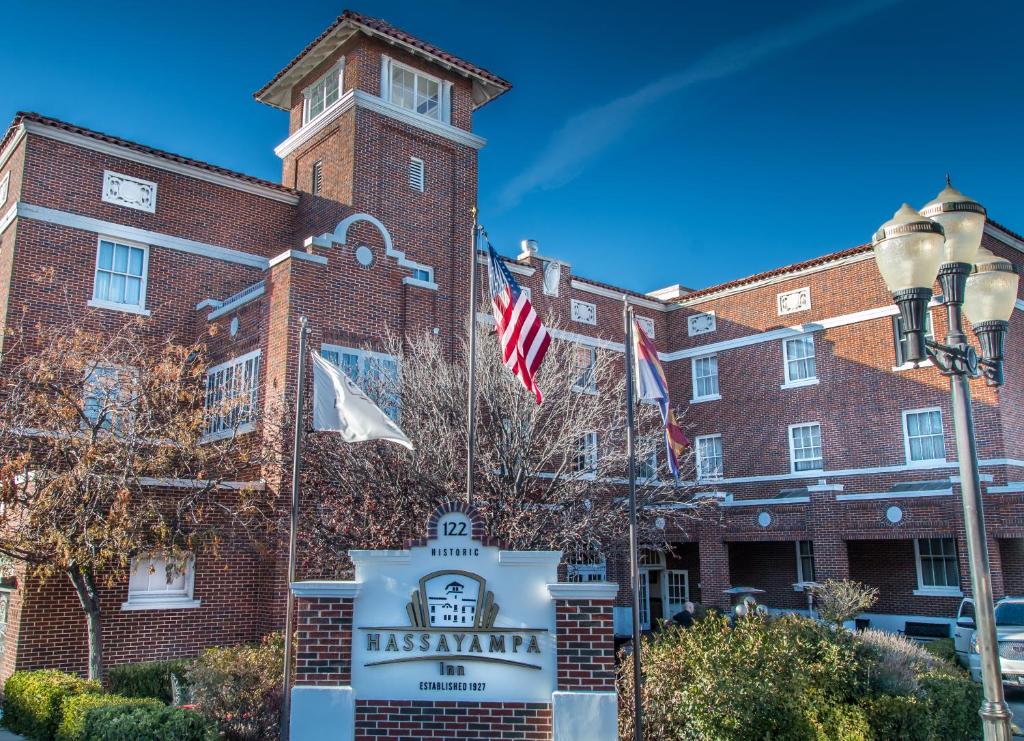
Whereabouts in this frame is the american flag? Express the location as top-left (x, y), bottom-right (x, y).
top-left (486, 243), bottom-right (551, 403)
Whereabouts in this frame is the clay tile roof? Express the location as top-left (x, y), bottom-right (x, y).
top-left (675, 242), bottom-right (873, 304)
top-left (5, 112), bottom-right (298, 196)
top-left (254, 10), bottom-right (511, 109)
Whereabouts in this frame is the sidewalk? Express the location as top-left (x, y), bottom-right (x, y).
top-left (0, 730), bottom-right (23, 740)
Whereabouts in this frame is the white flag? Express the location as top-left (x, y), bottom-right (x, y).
top-left (310, 352), bottom-right (413, 450)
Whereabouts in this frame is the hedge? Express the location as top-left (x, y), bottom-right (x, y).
top-left (81, 703), bottom-right (216, 741)
top-left (56, 693), bottom-right (162, 741)
top-left (2, 670), bottom-right (100, 740)
top-left (106, 659), bottom-right (192, 704)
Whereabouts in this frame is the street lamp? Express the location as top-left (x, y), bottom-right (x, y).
top-left (872, 182), bottom-right (1020, 741)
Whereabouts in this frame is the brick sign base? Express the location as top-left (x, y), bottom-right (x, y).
top-left (289, 502), bottom-right (618, 741)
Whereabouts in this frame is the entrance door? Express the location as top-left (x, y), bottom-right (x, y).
top-left (638, 571), bottom-right (651, 630)
top-left (662, 570), bottom-right (689, 619)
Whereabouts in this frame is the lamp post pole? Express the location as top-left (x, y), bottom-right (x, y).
top-left (872, 183), bottom-right (1020, 741)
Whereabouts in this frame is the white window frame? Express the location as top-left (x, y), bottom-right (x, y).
top-left (691, 354), bottom-right (721, 402)
top-left (781, 334), bottom-right (818, 389)
top-left (82, 363), bottom-right (130, 431)
top-left (121, 554), bottom-right (200, 611)
top-left (695, 434), bottom-right (723, 482)
top-left (788, 422), bottom-right (823, 474)
top-left (572, 344), bottom-right (598, 395)
top-left (565, 544), bottom-right (607, 583)
top-left (202, 349), bottom-right (261, 441)
top-left (409, 156), bottom-right (425, 192)
top-left (795, 540), bottom-right (816, 589)
top-left (574, 431), bottom-right (598, 476)
top-left (320, 344), bottom-right (400, 419)
top-left (88, 236), bottom-right (151, 316)
top-left (302, 62), bottom-right (344, 126)
top-left (903, 407), bottom-right (947, 466)
top-left (913, 537), bottom-right (962, 597)
top-left (386, 58), bottom-right (446, 122)
top-left (0, 171), bottom-right (9, 207)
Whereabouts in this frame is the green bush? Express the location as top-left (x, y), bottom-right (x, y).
top-left (106, 659), bottom-right (192, 704)
top-left (809, 701), bottom-right (871, 741)
top-left (856, 629), bottom-right (951, 695)
top-left (56, 693), bottom-right (161, 741)
top-left (923, 637), bottom-right (958, 666)
top-left (187, 633), bottom-right (284, 741)
top-left (859, 694), bottom-right (931, 739)
top-left (81, 703), bottom-right (216, 741)
top-left (920, 671), bottom-right (983, 740)
top-left (2, 670), bottom-right (100, 739)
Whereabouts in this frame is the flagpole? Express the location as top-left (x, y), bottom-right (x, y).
top-left (622, 299), bottom-right (644, 741)
top-left (466, 206), bottom-right (480, 505)
top-left (280, 316), bottom-right (309, 741)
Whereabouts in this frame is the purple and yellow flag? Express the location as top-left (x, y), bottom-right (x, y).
top-left (632, 316), bottom-right (690, 478)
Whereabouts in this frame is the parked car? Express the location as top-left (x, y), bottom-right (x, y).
top-left (954, 596), bottom-right (1024, 684)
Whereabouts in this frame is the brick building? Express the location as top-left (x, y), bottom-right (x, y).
top-left (0, 9), bottom-right (1021, 679)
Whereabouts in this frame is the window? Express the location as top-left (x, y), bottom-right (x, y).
top-left (203, 350), bottom-right (261, 439)
top-left (695, 435), bottom-right (723, 481)
top-left (572, 345), bottom-right (597, 393)
top-left (83, 365), bottom-right (121, 430)
top-left (311, 160), bottom-right (323, 195)
top-left (303, 64), bottom-right (343, 124)
top-left (122, 554), bottom-right (199, 610)
top-left (91, 238), bottom-right (148, 313)
top-left (903, 408), bottom-right (946, 464)
top-left (789, 423), bottom-right (823, 472)
top-left (321, 345), bottom-right (399, 420)
top-left (783, 335), bottom-right (817, 386)
top-left (409, 157), bottom-right (425, 192)
top-left (408, 266), bottom-right (432, 284)
top-left (574, 432), bottom-right (598, 474)
top-left (390, 61), bottom-right (442, 121)
top-left (915, 537), bottom-right (960, 593)
top-left (0, 172), bottom-right (9, 207)
top-left (637, 451), bottom-right (657, 480)
top-left (893, 311), bottom-right (935, 367)
top-left (796, 540), bottom-right (816, 585)
top-left (565, 544), bottom-right (606, 582)
top-left (691, 354), bottom-right (720, 401)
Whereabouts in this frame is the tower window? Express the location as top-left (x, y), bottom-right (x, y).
top-left (311, 160), bottom-right (323, 195)
top-left (409, 157), bottom-right (425, 192)
top-left (303, 63), bottom-right (343, 125)
top-left (383, 58), bottom-right (450, 123)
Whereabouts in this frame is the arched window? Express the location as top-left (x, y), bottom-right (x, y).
top-left (638, 549), bottom-right (666, 569)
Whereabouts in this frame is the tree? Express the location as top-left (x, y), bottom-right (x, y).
top-left (298, 321), bottom-right (711, 579)
top-left (812, 579), bottom-right (880, 625)
top-left (0, 317), bottom-right (273, 679)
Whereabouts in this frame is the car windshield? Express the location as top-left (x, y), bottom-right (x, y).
top-left (995, 603), bottom-right (1024, 626)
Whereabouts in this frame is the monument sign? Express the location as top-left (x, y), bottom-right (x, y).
top-left (289, 501), bottom-right (619, 740)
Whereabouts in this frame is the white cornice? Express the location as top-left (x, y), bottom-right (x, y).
top-left (291, 580), bottom-right (361, 598)
top-left (720, 496), bottom-right (810, 507)
top-left (207, 286), bottom-right (266, 320)
top-left (835, 489), bottom-right (953, 502)
top-left (547, 582), bottom-right (619, 601)
top-left (17, 202), bottom-right (269, 269)
top-left (986, 223), bottom-right (1024, 255)
top-left (275, 89), bottom-right (486, 159)
top-left (675, 250), bottom-right (875, 308)
top-left (0, 124), bottom-right (26, 172)
top-left (476, 254), bottom-right (535, 276)
top-left (0, 203), bottom-right (16, 236)
top-left (23, 120), bottom-right (299, 205)
top-left (570, 279), bottom-right (667, 312)
top-left (269, 249), bottom-right (328, 268)
top-left (499, 551), bottom-right (561, 567)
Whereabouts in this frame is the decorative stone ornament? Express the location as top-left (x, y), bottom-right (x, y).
top-left (570, 298), bottom-right (596, 326)
top-left (288, 502), bottom-right (618, 741)
top-left (355, 245), bottom-right (374, 267)
top-left (757, 511), bottom-right (772, 528)
top-left (102, 171), bottom-right (157, 213)
top-left (886, 506), bottom-right (903, 524)
top-left (688, 310), bottom-right (716, 336)
top-left (777, 287), bottom-right (810, 316)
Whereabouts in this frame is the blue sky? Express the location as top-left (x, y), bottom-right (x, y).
top-left (3, 0), bottom-right (1022, 293)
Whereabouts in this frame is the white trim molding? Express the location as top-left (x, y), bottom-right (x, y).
top-left (17, 202), bottom-right (269, 269)
top-left (835, 489), bottom-right (953, 502)
top-left (306, 212), bottom-right (434, 286)
top-left (547, 582), bottom-right (619, 601)
top-left (0, 124), bottom-right (26, 172)
top-left (269, 249), bottom-right (328, 268)
top-left (0, 203), bottom-right (18, 236)
top-left (291, 581), bottom-right (361, 599)
top-left (499, 551), bottom-right (562, 567)
top-left (989, 482), bottom-right (1024, 494)
top-left (720, 496), bottom-right (810, 507)
top-left (570, 279), bottom-right (667, 312)
top-left (275, 89), bottom-right (485, 159)
top-left (23, 120), bottom-right (298, 205)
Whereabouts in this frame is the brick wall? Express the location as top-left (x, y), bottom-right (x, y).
top-left (294, 597), bottom-right (353, 686)
top-left (555, 599), bottom-right (615, 691)
top-left (353, 700), bottom-right (552, 740)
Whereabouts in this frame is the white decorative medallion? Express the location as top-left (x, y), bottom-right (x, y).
top-left (102, 171), bottom-right (157, 213)
top-left (571, 298), bottom-right (597, 326)
top-left (635, 316), bottom-right (655, 340)
top-left (777, 287), bottom-right (811, 316)
top-left (688, 311), bottom-right (716, 337)
top-left (355, 245), bottom-right (374, 267)
top-left (757, 511), bottom-right (772, 528)
top-left (886, 506), bottom-right (903, 524)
